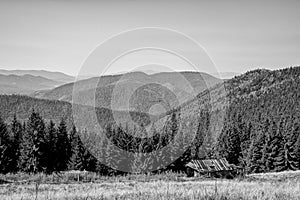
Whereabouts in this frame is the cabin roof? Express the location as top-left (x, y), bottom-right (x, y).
top-left (185, 158), bottom-right (237, 173)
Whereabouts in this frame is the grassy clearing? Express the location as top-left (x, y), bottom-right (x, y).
top-left (0, 171), bottom-right (300, 200)
top-left (246, 170), bottom-right (300, 181)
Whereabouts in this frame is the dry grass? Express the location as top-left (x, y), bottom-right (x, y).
top-left (0, 171), bottom-right (300, 200)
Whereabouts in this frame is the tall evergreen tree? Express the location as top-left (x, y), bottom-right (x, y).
top-left (45, 120), bottom-right (58, 173)
top-left (247, 128), bottom-right (265, 173)
top-left (10, 114), bottom-right (23, 172)
top-left (0, 115), bottom-right (12, 173)
top-left (69, 126), bottom-right (84, 170)
top-left (240, 122), bottom-right (252, 168)
top-left (279, 120), bottom-right (299, 171)
top-left (19, 110), bottom-right (47, 173)
top-left (294, 129), bottom-right (300, 169)
top-left (262, 118), bottom-right (276, 172)
top-left (224, 125), bottom-right (242, 165)
top-left (56, 119), bottom-right (71, 171)
top-left (272, 118), bottom-right (286, 172)
top-left (194, 111), bottom-right (208, 159)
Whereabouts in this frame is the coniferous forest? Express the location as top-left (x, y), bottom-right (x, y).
top-left (0, 67), bottom-right (300, 175)
top-left (0, 110), bottom-right (98, 174)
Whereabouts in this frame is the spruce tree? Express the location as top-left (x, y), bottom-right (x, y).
top-left (272, 119), bottom-right (285, 172)
top-left (247, 127), bottom-right (265, 173)
top-left (262, 119), bottom-right (276, 172)
top-left (241, 122), bottom-right (252, 168)
top-left (0, 115), bottom-right (12, 173)
top-left (56, 119), bottom-right (70, 171)
top-left (168, 112), bottom-right (181, 167)
top-left (69, 126), bottom-right (84, 170)
top-left (20, 110), bottom-right (47, 173)
top-left (288, 121), bottom-right (300, 170)
top-left (216, 113), bottom-right (243, 165)
top-left (10, 114), bottom-right (23, 172)
top-left (45, 120), bottom-right (58, 173)
top-left (281, 139), bottom-right (298, 171)
top-left (225, 125), bottom-right (242, 165)
top-left (294, 130), bottom-right (300, 169)
top-left (194, 111), bottom-right (208, 159)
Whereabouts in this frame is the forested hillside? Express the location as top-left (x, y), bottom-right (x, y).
top-left (216, 67), bottom-right (300, 172)
top-left (0, 66), bottom-right (300, 175)
top-left (0, 95), bottom-right (151, 130)
top-left (148, 66), bottom-right (300, 173)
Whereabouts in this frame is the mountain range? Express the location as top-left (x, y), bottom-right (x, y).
top-left (32, 71), bottom-right (222, 113)
top-left (0, 74), bottom-right (64, 95)
top-left (0, 69), bottom-right (76, 95)
top-left (0, 66), bottom-right (299, 145)
top-left (0, 69), bottom-right (74, 83)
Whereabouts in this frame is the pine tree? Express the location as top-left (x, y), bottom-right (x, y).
top-left (272, 119), bottom-right (285, 172)
top-left (0, 115), bottom-right (12, 173)
top-left (131, 124), bottom-right (147, 173)
top-left (19, 110), bottom-right (47, 173)
top-left (10, 114), bottom-right (23, 172)
top-left (240, 122), bottom-right (252, 168)
top-left (69, 126), bottom-right (84, 170)
top-left (282, 117), bottom-right (298, 171)
top-left (216, 113), bottom-right (243, 166)
top-left (45, 120), bottom-right (58, 173)
top-left (225, 125), bottom-right (242, 165)
top-left (168, 112), bottom-right (181, 167)
top-left (194, 111), bottom-right (208, 159)
top-left (81, 148), bottom-right (97, 171)
top-left (262, 118), bottom-right (276, 172)
top-left (268, 117), bottom-right (298, 172)
top-left (247, 127), bottom-right (265, 173)
top-left (294, 130), bottom-right (300, 169)
top-left (284, 120), bottom-right (300, 170)
top-left (56, 119), bottom-right (70, 171)
top-left (281, 139), bottom-right (298, 171)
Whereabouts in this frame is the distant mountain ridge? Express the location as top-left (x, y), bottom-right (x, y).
top-left (0, 69), bottom-right (74, 83)
top-left (0, 74), bottom-right (63, 95)
top-left (32, 71), bottom-right (223, 113)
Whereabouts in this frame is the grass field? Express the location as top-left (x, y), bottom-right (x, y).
top-left (1, 171), bottom-right (300, 200)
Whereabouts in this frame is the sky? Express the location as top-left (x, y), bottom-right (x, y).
top-left (0, 0), bottom-right (299, 76)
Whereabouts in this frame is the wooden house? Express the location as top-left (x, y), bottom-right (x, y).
top-left (185, 158), bottom-right (243, 178)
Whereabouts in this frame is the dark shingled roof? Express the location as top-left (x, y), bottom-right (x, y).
top-left (186, 158), bottom-right (237, 173)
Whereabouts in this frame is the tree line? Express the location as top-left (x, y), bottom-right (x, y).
top-left (0, 110), bottom-right (98, 174)
top-left (1, 99), bottom-right (300, 175)
top-left (0, 109), bottom-right (210, 175)
top-left (216, 113), bottom-right (300, 173)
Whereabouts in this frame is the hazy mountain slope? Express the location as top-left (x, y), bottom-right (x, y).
top-left (32, 71), bottom-right (222, 111)
top-left (151, 71), bottom-right (220, 88)
top-left (0, 74), bottom-right (63, 95)
top-left (0, 69), bottom-right (74, 83)
top-left (32, 74), bottom-right (122, 100)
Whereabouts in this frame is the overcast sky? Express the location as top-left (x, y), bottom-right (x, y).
top-left (0, 0), bottom-right (299, 76)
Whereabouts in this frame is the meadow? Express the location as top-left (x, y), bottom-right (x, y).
top-left (1, 171), bottom-right (300, 200)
